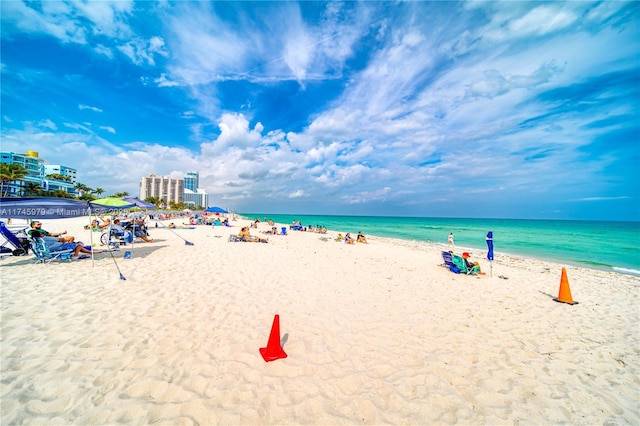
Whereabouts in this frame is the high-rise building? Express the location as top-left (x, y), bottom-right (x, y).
top-left (139, 173), bottom-right (184, 207)
top-left (0, 151), bottom-right (77, 196)
top-left (184, 172), bottom-right (199, 192)
top-left (43, 164), bottom-right (77, 194)
top-left (183, 188), bottom-right (209, 208)
top-left (183, 171), bottom-right (209, 208)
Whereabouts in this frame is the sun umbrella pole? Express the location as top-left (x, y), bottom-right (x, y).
top-left (90, 214), bottom-right (94, 266)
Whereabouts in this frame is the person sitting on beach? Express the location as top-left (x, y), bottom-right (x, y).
top-left (238, 226), bottom-right (268, 243)
top-left (133, 215), bottom-right (148, 232)
top-left (335, 233), bottom-right (344, 242)
top-left (117, 219), bottom-right (153, 243)
top-left (238, 226), bottom-right (251, 240)
top-left (99, 217), bottom-right (111, 229)
top-left (110, 219), bottom-right (134, 243)
top-left (357, 232), bottom-right (368, 244)
top-left (462, 252), bottom-right (482, 273)
top-left (30, 230), bottom-right (92, 259)
top-left (344, 233), bottom-right (355, 245)
top-left (84, 219), bottom-right (102, 231)
top-left (29, 221), bottom-right (75, 243)
top-left (262, 227), bottom-right (278, 235)
top-left (130, 216), bottom-right (150, 238)
top-left (168, 222), bottom-right (176, 229)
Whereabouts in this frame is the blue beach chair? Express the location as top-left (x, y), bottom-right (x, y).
top-left (441, 251), bottom-right (480, 275)
top-left (30, 237), bottom-right (74, 264)
top-left (441, 251), bottom-right (461, 273)
top-left (0, 221), bottom-right (30, 257)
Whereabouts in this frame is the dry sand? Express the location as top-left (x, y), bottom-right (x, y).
top-left (1, 216), bottom-right (638, 425)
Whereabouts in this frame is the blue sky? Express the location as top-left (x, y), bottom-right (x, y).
top-left (1, 1), bottom-right (638, 220)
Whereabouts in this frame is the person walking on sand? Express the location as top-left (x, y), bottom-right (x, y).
top-left (448, 232), bottom-right (454, 249)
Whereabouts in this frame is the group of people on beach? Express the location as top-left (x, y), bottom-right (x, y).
top-left (335, 231), bottom-right (368, 244)
top-left (31, 214), bottom-right (155, 259)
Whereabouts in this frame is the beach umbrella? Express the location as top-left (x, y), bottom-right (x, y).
top-left (205, 206), bottom-right (228, 213)
top-left (486, 231), bottom-right (494, 277)
top-left (123, 197), bottom-right (156, 209)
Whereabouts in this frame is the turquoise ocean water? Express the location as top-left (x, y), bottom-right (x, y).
top-left (242, 214), bottom-right (640, 276)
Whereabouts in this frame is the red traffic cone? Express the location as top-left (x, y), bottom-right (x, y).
top-left (553, 267), bottom-right (578, 305)
top-left (259, 314), bottom-right (287, 362)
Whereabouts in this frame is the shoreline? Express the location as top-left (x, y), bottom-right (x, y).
top-left (240, 214), bottom-right (640, 277)
top-left (365, 234), bottom-right (640, 278)
top-left (1, 216), bottom-right (638, 424)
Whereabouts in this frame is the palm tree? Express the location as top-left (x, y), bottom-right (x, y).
top-left (144, 196), bottom-right (161, 207)
top-left (23, 182), bottom-right (43, 196)
top-left (50, 189), bottom-right (73, 198)
top-left (0, 163), bottom-right (29, 196)
top-left (45, 173), bottom-right (71, 182)
top-left (94, 187), bottom-right (104, 197)
top-left (74, 182), bottom-right (92, 197)
top-left (78, 193), bottom-right (96, 201)
top-left (111, 191), bottom-right (129, 198)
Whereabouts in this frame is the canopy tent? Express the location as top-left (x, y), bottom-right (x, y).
top-left (123, 197), bottom-right (156, 209)
top-left (89, 198), bottom-right (139, 279)
top-left (89, 198), bottom-right (138, 265)
top-left (90, 197), bottom-right (137, 210)
top-left (0, 197), bottom-right (92, 219)
top-left (0, 197), bottom-right (128, 279)
top-left (204, 206), bottom-right (228, 213)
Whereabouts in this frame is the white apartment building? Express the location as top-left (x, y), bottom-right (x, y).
top-left (139, 174), bottom-right (184, 207)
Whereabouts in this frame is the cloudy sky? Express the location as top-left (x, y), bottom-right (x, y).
top-left (1, 1), bottom-right (638, 220)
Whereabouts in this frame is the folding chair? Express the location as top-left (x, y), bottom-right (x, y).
top-left (30, 237), bottom-right (74, 264)
top-left (0, 221), bottom-right (30, 257)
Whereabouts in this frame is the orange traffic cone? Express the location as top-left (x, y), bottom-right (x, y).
top-left (259, 314), bottom-right (287, 362)
top-left (553, 267), bottom-right (578, 305)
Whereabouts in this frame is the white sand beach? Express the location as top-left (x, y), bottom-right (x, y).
top-left (1, 216), bottom-right (638, 425)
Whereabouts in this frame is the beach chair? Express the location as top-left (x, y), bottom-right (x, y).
top-left (0, 221), bottom-right (30, 257)
top-left (100, 224), bottom-right (134, 248)
top-left (441, 251), bottom-right (462, 273)
top-left (30, 237), bottom-right (74, 264)
top-left (441, 251), bottom-right (480, 275)
top-left (451, 253), bottom-right (480, 275)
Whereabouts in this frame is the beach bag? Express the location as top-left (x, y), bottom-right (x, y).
top-left (17, 237), bottom-right (30, 255)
